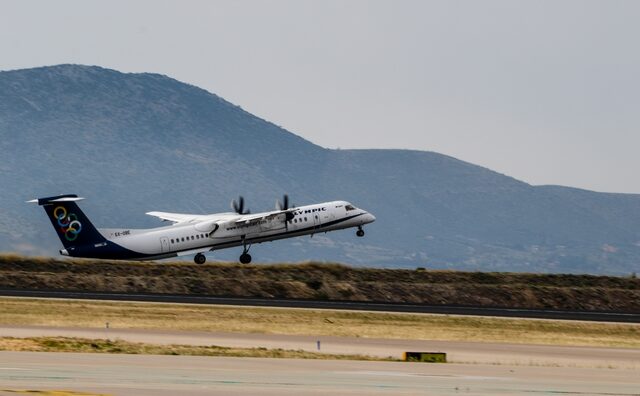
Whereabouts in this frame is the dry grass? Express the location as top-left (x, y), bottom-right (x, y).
top-left (0, 336), bottom-right (388, 360)
top-left (2, 255), bottom-right (638, 312)
top-left (0, 298), bottom-right (638, 348)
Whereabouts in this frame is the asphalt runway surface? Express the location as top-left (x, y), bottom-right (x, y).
top-left (1, 295), bottom-right (638, 395)
top-left (2, 325), bottom-right (640, 368)
top-left (1, 351), bottom-right (639, 396)
top-left (1, 288), bottom-right (638, 322)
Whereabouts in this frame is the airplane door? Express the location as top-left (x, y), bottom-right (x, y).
top-left (313, 213), bottom-right (321, 231)
top-left (160, 237), bottom-right (170, 253)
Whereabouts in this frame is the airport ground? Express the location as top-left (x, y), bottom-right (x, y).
top-left (2, 351), bottom-right (639, 396)
top-left (0, 298), bottom-right (638, 347)
top-left (0, 297), bottom-right (639, 395)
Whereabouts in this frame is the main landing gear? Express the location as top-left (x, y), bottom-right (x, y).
top-left (240, 252), bottom-right (252, 264)
top-left (194, 253), bottom-right (206, 264)
top-left (356, 226), bottom-right (365, 237)
top-left (239, 236), bottom-right (252, 264)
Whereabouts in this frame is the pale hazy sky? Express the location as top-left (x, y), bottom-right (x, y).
top-left (2, 0), bottom-right (639, 193)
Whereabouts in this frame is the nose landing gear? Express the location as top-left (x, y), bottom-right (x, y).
top-left (356, 226), bottom-right (365, 237)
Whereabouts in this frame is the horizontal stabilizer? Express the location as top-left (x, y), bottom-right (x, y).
top-left (27, 194), bottom-right (85, 205)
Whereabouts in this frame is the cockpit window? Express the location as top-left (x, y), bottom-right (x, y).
top-left (345, 204), bottom-right (356, 211)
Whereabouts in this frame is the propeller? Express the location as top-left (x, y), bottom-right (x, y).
top-left (276, 194), bottom-right (290, 211)
top-left (231, 196), bottom-right (250, 215)
top-left (277, 194), bottom-right (296, 222)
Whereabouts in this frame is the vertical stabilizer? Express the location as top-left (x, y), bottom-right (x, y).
top-left (29, 194), bottom-right (106, 249)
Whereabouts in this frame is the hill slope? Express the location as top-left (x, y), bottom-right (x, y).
top-left (1, 65), bottom-right (639, 274)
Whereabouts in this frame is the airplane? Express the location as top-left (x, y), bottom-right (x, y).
top-left (29, 194), bottom-right (376, 264)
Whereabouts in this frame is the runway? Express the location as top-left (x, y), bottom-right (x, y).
top-left (2, 325), bottom-right (639, 369)
top-left (1, 351), bottom-right (639, 396)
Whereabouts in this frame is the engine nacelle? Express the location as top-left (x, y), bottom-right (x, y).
top-left (195, 220), bottom-right (220, 233)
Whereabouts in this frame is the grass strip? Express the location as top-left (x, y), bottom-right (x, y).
top-left (0, 336), bottom-right (392, 361)
top-left (1, 298), bottom-right (639, 348)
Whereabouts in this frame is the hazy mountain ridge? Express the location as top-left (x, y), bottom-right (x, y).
top-left (1, 64), bottom-right (638, 274)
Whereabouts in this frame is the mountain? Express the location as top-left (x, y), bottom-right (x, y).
top-left (1, 64), bottom-right (639, 274)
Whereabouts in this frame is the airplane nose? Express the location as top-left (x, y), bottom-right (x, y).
top-left (365, 213), bottom-right (376, 223)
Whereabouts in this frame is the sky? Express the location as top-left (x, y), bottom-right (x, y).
top-left (2, 0), bottom-right (639, 193)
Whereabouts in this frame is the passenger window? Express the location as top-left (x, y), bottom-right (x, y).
top-left (171, 239), bottom-right (174, 243)
top-left (181, 237), bottom-right (185, 242)
top-left (305, 217), bottom-right (307, 221)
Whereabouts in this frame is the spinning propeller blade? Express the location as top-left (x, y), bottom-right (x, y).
top-left (276, 194), bottom-right (290, 211)
top-left (231, 196), bottom-right (250, 215)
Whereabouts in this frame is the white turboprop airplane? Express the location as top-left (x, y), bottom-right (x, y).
top-left (29, 194), bottom-right (375, 264)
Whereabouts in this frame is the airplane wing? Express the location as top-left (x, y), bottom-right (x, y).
top-left (233, 209), bottom-right (294, 225)
top-left (147, 208), bottom-right (294, 226)
top-left (145, 211), bottom-right (209, 224)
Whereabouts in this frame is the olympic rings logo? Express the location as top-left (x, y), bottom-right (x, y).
top-left (53, 206), bottom-right (82, 242)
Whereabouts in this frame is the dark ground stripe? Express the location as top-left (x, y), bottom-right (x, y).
top-left (0, 289), bottom-right (637, 323)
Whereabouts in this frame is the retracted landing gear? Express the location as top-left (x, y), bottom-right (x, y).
top-left (239, 236), bottom-right (252, 264)
top-left (194, 253), bottom-right (206, 264)
top-left (356, 226), bottom-right (365, 237)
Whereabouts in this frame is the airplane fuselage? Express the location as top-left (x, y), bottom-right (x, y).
top-left (57, 200), bottom-right (375, 262)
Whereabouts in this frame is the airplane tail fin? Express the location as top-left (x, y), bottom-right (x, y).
top-left (29, 194), bottom-right (106, 249)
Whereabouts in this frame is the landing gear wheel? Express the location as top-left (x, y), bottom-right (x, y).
top-left (239, 253), bottom-right (252, 264)
top-left (194, 253), bottom-right (206, 264)
top-left (239, 236), bottom-right (252, 264)
top-left (356, 227), bottom-right (365, 237)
